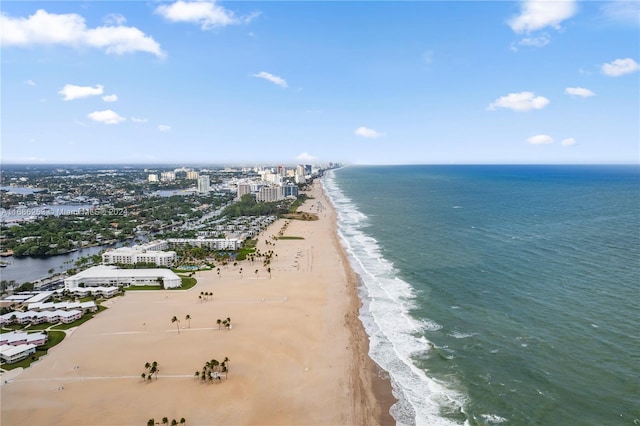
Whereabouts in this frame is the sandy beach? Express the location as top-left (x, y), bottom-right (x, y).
top-left (1, 181), bottom-right (395, 426)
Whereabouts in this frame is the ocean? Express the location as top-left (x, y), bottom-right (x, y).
top-left (322, 165), bottom-right (639, 426)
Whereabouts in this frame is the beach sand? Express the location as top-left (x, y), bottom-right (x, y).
top-left (1, 181), bottom-right (395, 426)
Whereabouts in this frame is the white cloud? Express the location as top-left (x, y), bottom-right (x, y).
top-left (0, 9), bottom-right (165, 58)
top-left (102, 94), bottom-right (118, 102)
top-left (155, 1), bottom-right (258, 30)
top-left (508, 0), bottom-right (577, 33)
top-left (354, 126), bottom-right (383, 138)
top-left (527, 134), bottom-right (554, 145)
top-left (600, 1), bottom-right (640, 25)
top-left (516, 33), bottom-right (551, 48)
top-left (296, 152), bottom-right (316, 162)
top-left (131, 117), bottom-right (148, 123)
top-left (561, 137), bottom-right (576, 146)
top-left (252, 71), bottom-right (288, 88)
top-left (87, 109), bottom-right (126, 124)
top-left (104, 13), bottom-right (127, 26)
top-left (25, 79), bottom-right (36, 86)
top-left (565, 87), bottom-right (595, 97)
top-left (59, 84), bottom-right (104, 101)
top-left (601, 58), bottom-right (639, 76)
top-left (158, 125), bottom-right (172, 132)
top-left (487, 91), bottom-right (550, 111)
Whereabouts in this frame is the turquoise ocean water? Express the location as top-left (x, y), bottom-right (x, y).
top-left (322, 165), bottom-right (639, 426)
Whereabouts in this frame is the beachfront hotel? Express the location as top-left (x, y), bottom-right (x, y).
top-left (64, 265), bottom-right (182, 290)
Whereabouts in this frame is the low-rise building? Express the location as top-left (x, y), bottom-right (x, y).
top-left (64, 265), bottom-right (182, 290)
top-left (0, 344), bottom-right (36, 364)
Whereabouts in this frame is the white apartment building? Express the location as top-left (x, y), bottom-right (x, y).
top-left (148, 174), bottom-right (159, 182)
top-left (0, 344), bottom-right (36, 364)
top-left (197, 175), bottom-right (210, 193)
top-left (186, 171), bottom-right (200, 180)
top-left (64, 265), bottom-right (182, 290)
top-left (102, 240), bottom-right (175, 267)
top-left (167, 237), bottom-right (243, 251)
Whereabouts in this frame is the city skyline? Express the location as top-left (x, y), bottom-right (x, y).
top-left (1, 0), bottom-right (639, 165)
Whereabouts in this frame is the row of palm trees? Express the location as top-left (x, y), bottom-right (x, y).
top-left (171, 314), bottom-right (192, 334)
top-left (141, 361), bottom-right (159, 382)
top-left (198, 291), bottom-right (213, 302)
top-left (147, 417), bottom-right (186, 425)
top-left (216, 317), bottom-right (232, 330)
top-left (194, 356), bottom-right (230, 383)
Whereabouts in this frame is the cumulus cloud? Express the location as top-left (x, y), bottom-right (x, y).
top-left (561, 137), bottom-right (576, 146)
top-left (59, 84), bottom-right (104, 101)
top-left (131, 117), bottom-right (148, 123)
top-left (487, 91), bottom-right (550, 111)
top-left (565, 87), bottom-right (595, 97)
top-left (252, 71), bottom-right (287, 88)
top-left (296, 152), bottom-right (316, 162)
top-left (601, 58), bottom-right (639, 76)
top-left (0, 9), bottom-right (165, 58)
top-left (158, 124), bottom-right (172, 132)
top-left (508, 0), bottom-right (577, 33)
top-left (102, 94), bottom-right (118, 102)
top-left (88, 109), bottom-right (126, 124)
top-left (354, 126), bottom-right (383, 138)
top-left (527, 134), bottom-right (554, 145)
top-left (25, 79), bottom-right (36, 86)
top-left (155, 0), bottom-right (258, 30)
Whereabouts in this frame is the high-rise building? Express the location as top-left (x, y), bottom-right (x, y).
top-left (197, 175), bottom-right (210, 193)
top-left (237, 183), bottom-right (252, 198)
top-left (186, 171), bottom-right (200, 180)
top-left (148, 174), bottom-right (159, 182)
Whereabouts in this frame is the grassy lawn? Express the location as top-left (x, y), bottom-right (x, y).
top-left (125, 285), bottom-right (163, 291)
top-left (177, 276), bottom-right (197, 290)
top-left (1, 330), bottom-right (66, 371)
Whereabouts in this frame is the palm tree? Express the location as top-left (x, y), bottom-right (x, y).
top-left (147, 419), bottom-right (155, 426)
top-left (198, 295), bottom-right (202, 303)
top-left (239, 267), bottom-right (243, 279)
top-left (267, 267), bottom-right (271, 278)
top-left (162, 417), bottom-right (168, 425)
top-left (216, 318), bottom-right (222, 329)
top-left (171, 419), bottom-right (178, 426)
top-left (180, 418), bottom-right (186, 425)
top-left (171, 316), bottom-right (180, 334)
top-left (185, 314), bottom-right (191, 328)
top-left (141, 372), bottom-right (146, 381)
top-left (255, 269), bottom-right (258, 278)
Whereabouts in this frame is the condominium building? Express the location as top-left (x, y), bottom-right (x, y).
top-left (256, 185), bottom-right (283, 202)
top-left (167, 237), bottom-right (243, 251)
top-left (197, 175), bottom-right (210, 193)
top-left (186, 171), bottom-right (200, 180)
top-left (102, 240), bottom-right (175, 267)
top-left (237, 183), bottom-right (252, 198)
top-left (0, 344), bottom-right (37, 364)
top-left (148, 174), bottom-right (159, 182)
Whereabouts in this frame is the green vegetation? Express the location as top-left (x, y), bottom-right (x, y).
top-left (125, 285), bottom-right (163, 291)
top-left (276, 236), bottom-right (305, 240)
top-left (178, 276), bottom-right (197, 289)
top-left (222, 194), bottom-right (281, 217)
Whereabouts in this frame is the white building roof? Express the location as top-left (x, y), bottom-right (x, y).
top-left (0, 343), bottom-right (36, 357)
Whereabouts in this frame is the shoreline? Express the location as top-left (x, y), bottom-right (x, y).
top-left (321, 177), bottom-right (397, 425)
top-left (0, 179), bottom-right (397, 425)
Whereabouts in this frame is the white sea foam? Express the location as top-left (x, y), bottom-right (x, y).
top-left (480, 413), bottom-right (508, 424)
top-left (323, 170), bottom-right (465, 426)
top-left (449, 332), bottom-right (478, 339)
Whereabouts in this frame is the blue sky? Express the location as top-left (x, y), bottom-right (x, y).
top-left (1, 0), bottom-right (638, 165)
